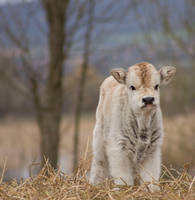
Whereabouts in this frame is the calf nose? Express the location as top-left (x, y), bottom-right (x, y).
top-left (142, 97), bottom-right (154, 104)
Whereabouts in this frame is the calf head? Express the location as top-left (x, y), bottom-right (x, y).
top-left (111, 62), bottom-right (176, 113)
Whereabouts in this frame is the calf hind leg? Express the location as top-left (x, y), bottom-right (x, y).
top-left (89, 123), bottom-right (109, 184)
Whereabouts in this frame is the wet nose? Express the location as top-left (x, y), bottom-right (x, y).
top-left (142, 97), bottom-right (155, 104)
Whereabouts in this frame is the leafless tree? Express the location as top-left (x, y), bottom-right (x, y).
top-left (0, 0), bottom-right (139, 170)
top-left (73, 0), bottom-right (95, 170)
top-left (134, 0), bottom-right (195, 63)
top-left (0, 0), bottom-right (88, 169)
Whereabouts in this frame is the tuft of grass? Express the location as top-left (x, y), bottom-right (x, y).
top-left (0, 160), bottom-right (194, 200)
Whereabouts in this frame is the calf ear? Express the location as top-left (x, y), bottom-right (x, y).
top-left (111, 68), bottom-right (126, 84)
top-left (159, 66), bottom-right (176, 85)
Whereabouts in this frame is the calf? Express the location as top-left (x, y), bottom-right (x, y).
top-left (89, 62), bottom-right (176, 190)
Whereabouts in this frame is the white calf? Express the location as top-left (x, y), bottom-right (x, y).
top-left (89, 62), bottom-right (176, 191)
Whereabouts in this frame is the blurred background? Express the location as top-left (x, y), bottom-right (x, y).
top-left (0, 0), bottom-right (194, 181)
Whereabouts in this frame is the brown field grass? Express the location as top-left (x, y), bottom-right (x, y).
top-left (0, 113), bottom-right (195, 199)
top-left (0, 160), bottom-right (195, 200)
top-left (163, 114), bottom-right (195, 173)
top-left (0, 112), bottom-right (195, 176)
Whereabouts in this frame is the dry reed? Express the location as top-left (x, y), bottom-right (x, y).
top-left (0, 159), bottom-right (194, 200)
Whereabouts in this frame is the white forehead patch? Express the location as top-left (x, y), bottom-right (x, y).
top-left (126, 62), bottom-right (160, 88)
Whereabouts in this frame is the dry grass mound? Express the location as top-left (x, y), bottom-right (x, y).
top-left (0, 160), bottom-right (194, 200)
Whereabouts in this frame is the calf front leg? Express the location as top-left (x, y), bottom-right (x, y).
top-left (107, 143), bottom-right (134, 185)
top-left (139, 149), bottom-right (161, 191)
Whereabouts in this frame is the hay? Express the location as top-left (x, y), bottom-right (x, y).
top-left (0, 161), bottom-right (194, 200)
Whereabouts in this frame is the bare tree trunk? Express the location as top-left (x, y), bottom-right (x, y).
top-left (73, 0), bottom-right (95, 170)
top-left (38, 0), bottom-right (69, 169)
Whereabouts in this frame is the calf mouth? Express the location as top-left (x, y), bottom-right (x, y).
top-left (141, 103), bottom-right (156, 109)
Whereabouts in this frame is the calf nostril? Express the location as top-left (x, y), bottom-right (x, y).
top-left (150, 97), bottom-right (154, 102)
top-left (142, 97), bottom-right (155, 104)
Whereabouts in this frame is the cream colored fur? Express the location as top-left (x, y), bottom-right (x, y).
top-left (89, 62), bottom-right (176, 191)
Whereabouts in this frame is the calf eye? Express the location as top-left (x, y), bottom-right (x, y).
top-left (154, 84), bottom-right (159, 90)
top-left (130, 85), bottom-right (136, 90)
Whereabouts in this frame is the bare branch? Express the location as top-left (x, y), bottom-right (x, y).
top-left (0, 65), bottom-right (31, 99)
top-left (65, 0), bottom-right (88, 57)
top-left (94, 0), bottom-right (137, 23)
